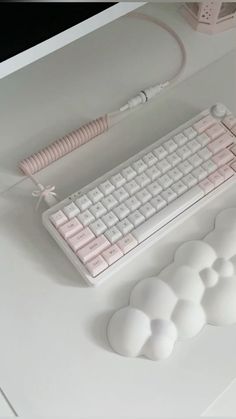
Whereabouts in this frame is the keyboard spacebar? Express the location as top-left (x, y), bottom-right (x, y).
top-left (132, 186), bottom-right (204, 243)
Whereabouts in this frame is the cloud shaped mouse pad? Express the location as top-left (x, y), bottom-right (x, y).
top-left (107, 208), bottom-right (236, 361)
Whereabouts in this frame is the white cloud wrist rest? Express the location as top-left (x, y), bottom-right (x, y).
top-left (107, 208), bottom-right (236, 360)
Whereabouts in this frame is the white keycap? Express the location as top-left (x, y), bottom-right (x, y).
top-left (88, 187), bottom-right (103, 203)
top-left (156, 158), bottom-right (171, 173)
top-left (136, 189), bottom-right (152, 204)
top-left (143, 152), bottom-right (157, 166)
top-left (110, 173), bottom-right (126, 188)
top-left (159, 174), bottom-right (173, 189)
top-left (161, 188), bottom-right (177, 203)
top-left (139, 202), bottom-right (156, 219)
top-left (197, 133), bottom-right (210, 147)
top-left (151, 195), bottom-right (167, 211)
top-left (167, 152), bottom-right (181, 167)
top-left (147, 181), bottom-right (162, 196)
top-left (113, 187), bottom-right (129, 203)
top-left (105, 226), bottom-right (122, 243)
top-left (133, 186), bottom-right (204, 243)
top-left (122, 166), bottom-right (136, 180)
top-left (117, 218), bottom-right (134, 235)
top-left (125, 196), bottom-right (141, 211)
top-left (192, 166), bottom-right (207, 181)
top-left (182, 173), bottom-right (197, 188)
top-left (124, 180), bottom-right (140, 195)
top-left (90, 219), bottom-right (107, 236)
top-left (50, 210), bottom-right (68, 227)
top-left (164, 139), bottom-right (177, 153)
top-left (145, 166), bottom-right (161, 180)
top-left (102, 211), bottom-right (119, 228)
top-left (188, 153), bottom-right (202, 168)
top-left (178, 160), bottom-right (193, 175)
top-left (132, 159), bottom-right (147, 173)
top-left (198, 147), bottom-right (212, 161)
top-left (99, 180), bottom-right (115, 195)
top-left (188, 139), bottom-right (201, 153)
top-left (168, 167), bottom-right (183, 181)
top-left (128, 210), bottom-right (145, 227)
top-left (202, 159), bottom-right (217, 174)
top-left (78, 210), bottom-right (95, 226)
top-left (63, 202), bottom-right (80, 219)
top-left (90, 202), bottom-right (107, 218)
top-left (174, 132), bottom-right (187, 146)
top-left (172, 180), bottom-right (188, 196)
top-left (184, 127), bottom-right (197, 140)
top-left (153, 145), bottom-right (167, 160)
top-left (102, 194), bottom-right (118, 210)
top-left (136, 173), bottom-right (150, 188)
top-left (113, 203), bottom-right (130, 220)
top-left (76, 195), bottom-right (92, 211)
top-left (177, 145), bottom-right (191, 159)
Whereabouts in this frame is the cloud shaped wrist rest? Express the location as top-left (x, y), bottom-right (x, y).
top-left (107, 208), bottom-right (236, 360)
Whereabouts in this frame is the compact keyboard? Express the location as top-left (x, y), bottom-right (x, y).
top-left (43, 104), bottom-right (236, 286)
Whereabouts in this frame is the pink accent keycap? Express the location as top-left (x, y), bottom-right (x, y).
top-left (77, 235), bottom-right (110, 263)
top-left (206, 123), bottom-right (226, 140)
top-left (212, 149), bottom-right (234, 167)
top-left (208, 171), bottom-right (224, 187)
top-left (86, 255), bottom-right (108, 277)
top-left (117, 234), bottom-right (138, 254)
top-left (223, 115), bottom-right (236, 130)
top-left (231, 160), bottom-right (236, 172)
top-left (50, 210), bottom-right (68, 227)
top-left (208, 133), bottom-right (234, 154)
top-left (102, 245), bottom-right (123, 265)
top-left (218, 165), bottom-right (234, 180)
top-left (59, 217), bottom-right (83, 239)
top-left (199, 178), bottom-right (214, 194)
top-left (67, 227), bottom-right (95, 252)
top-left (193, 115), bottom-right (215, 134)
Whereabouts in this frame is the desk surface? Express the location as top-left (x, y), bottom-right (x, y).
top-left (0, 3), bottom-right (236, 417)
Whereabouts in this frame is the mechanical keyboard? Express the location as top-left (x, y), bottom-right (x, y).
top-left (43, 104), bottom-right (236, 286)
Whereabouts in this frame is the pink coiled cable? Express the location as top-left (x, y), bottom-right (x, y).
top-left (19, 115), bottom-right (108, 175)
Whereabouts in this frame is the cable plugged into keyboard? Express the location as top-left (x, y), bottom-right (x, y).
top-left (42, 104), bottom-right (236, 286)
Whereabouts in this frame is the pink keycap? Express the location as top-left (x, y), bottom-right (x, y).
top-left (231, 125), bottom-right (236, 136)
top-left (208, 133), bottom-right (234, 154)
top-left (208, 171), bottom-right (224, 187)
top-left (102, 245), bottom-right (123, 265)
top-left (50, 210), bottom-right (68, 228)
top-left (117, 234), bottom-right (138, 254)
top-left (193, 115), bottom-right (215, 134)
top-left (212, 149), bottom-right (234, 167)
top-left (223, 115), bottom-right (236, 130)
top-left (67, 227), bottom-right (95, 252)
top-left (199, 178), bottom-right (214, 194)
top-left (219, 165), bottom-right (234, 180)
top-left (86, 255), bottom-right (108, 277)
top-left (77, 235), bottom-right (110, 263)
top-left (59, 217), bottom-right (83, 239)
top-left (206, 123), bottom-right (226, 140)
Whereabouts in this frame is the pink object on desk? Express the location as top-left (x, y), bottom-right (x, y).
top-left (182, 1), bottom-right (236, 34)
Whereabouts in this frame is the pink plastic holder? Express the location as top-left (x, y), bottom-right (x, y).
top-left (182, 1), bottom-right (236, 34)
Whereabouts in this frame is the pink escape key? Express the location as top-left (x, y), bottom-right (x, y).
top-left (86, 255), bottom-right (108, 277)
top-left (67, 227), bottom-right (95, 252)
top-left (59, 217), bottom-right (83, 239)
top-left (206, 123), bottom-right (225, 140)
top-left (102, 245), bottom-right (123, 265)
top-left (77, 235), bottom-right (110, 263)
top-left (50, 210), bottom-right (68, 228)
top-left (117, 234), bottom-right (138, 254)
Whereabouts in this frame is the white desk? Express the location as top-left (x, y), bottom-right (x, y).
top-left (0, 3), bottom-right (236, 417)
